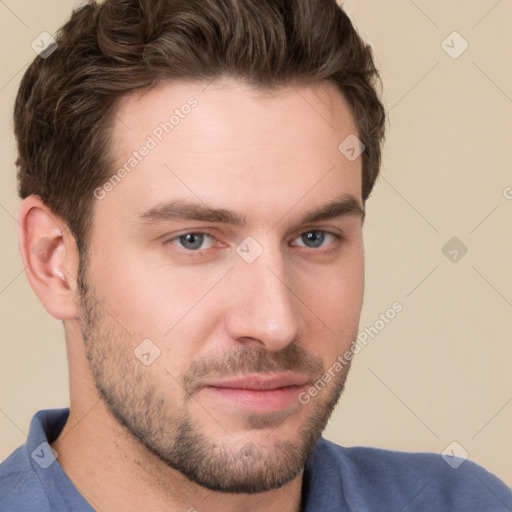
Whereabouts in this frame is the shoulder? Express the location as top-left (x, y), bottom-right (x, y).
top-left (0, 409), bottom-right (71, 512)
top-left (310, 438), bottom-right (512, 511)
top-left (0, 445), bottom-right (51, 512)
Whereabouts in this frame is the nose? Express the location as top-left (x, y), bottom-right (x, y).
top-left (224, 250), bottom-right (300, 352)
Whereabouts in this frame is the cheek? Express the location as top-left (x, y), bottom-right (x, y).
top-left (338, 250), bottom-right (364, 318)
top-left (89, 244), bottom-right (220, 333)
top-left (292, 244), bottom-right (364, 341)
top-left (87, 255), bottom-right (228, 379)
top-left (308, 273), bottom-right (362, 326)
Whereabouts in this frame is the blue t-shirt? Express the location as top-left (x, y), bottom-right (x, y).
top-left (1, 408), bottom-right (511, 511)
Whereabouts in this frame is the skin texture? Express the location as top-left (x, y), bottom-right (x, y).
top-left (19, 78), bottom-right (365, 512)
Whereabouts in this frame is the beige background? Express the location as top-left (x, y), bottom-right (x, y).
top-left (1, 0), bottom-right (511, 487)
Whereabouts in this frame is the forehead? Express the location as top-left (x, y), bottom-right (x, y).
top-left (99, 78), bottom-right (362, 227)
top-left (112, 78), bottom-right (358, 150)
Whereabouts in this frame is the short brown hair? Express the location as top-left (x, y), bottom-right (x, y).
top-left (14, 0), bottom-right (385, 252)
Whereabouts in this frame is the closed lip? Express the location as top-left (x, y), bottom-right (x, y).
top-left (203, 373), bottom-right (310, 391)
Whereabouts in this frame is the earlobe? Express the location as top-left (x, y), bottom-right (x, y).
top-left (18, 196), bottom-right (79, 320)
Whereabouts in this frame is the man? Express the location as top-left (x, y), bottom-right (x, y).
top-left (0, 0), bottom-right (510, 510)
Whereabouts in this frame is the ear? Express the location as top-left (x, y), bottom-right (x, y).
top-left (18, 195), bottom-right (80, 320)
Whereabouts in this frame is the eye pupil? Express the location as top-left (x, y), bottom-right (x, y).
top-left (302, 231), bottom-right (325, 248)
top-left (179, 233), bottom-right (204, 250)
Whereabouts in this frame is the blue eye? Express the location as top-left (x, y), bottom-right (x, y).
top-left (301, 231), bottom-right (325, 248)
top-left (173, 233), bottom-right (214, 251)
top-left (168, 229), bottom-right (340, 254)
top-left (294, 230), bottom-right (337, 248)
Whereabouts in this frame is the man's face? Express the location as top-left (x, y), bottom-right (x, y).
top-left (79, 79), bottom-right (364, 493)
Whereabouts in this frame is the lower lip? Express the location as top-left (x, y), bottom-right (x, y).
top-left (203, 385), bottom-right (306, 413)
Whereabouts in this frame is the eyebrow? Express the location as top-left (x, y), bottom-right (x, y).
top-left (139, 194), bottom-right (364, 227)
top-left (299, 194), bottom-right (365, 225)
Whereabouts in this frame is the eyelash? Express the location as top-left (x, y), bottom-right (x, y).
top-left (165, 229), bottom-right (344, 255)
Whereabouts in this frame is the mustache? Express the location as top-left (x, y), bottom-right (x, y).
top-left (182, 343), bottom-right (324, 396)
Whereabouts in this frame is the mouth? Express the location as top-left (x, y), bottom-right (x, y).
top-left (200, 373), bottom-right (310, 414)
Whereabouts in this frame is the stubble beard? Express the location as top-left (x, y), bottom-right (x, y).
top-left (76, 261), bottom-right (353, 493)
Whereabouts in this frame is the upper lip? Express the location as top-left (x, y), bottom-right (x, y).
top-left (204, 373), bottom-right (310, 391)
